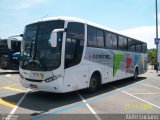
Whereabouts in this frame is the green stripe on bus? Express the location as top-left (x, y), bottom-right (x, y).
top-left (113, 51), bottom-right (123, 77)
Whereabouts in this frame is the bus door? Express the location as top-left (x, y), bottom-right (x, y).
top-left (63, 22), bottom-right (86, 90)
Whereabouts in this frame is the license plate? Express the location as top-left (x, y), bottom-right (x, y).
top-left (13, 57), bottom-right (18, 60)
top-left (30, 84), bottom-right (38, 89)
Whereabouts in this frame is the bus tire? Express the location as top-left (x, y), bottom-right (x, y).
top-left (88, 72), bottom-right (101, 93)
top-left (132, 68), bottom-right (138, 80)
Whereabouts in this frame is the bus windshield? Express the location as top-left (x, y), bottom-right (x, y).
top-left (20, 20), bottom-right (64, 71)
top-left (0, 39), bottom-right (9, 56)
top-left (0, 40), bottom-right (8, 49)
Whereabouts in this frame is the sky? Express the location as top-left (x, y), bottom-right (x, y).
top-left (0, 0), bottom-right (160, 49)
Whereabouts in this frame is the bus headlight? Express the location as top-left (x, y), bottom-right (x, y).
top-left (45, 75), bottom-right (62, 83)
top-left (45, 77), bottom-right (57, 83)
top-left (20, 74), bottom-right (24, 79)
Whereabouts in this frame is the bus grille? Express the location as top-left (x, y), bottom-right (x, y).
top-left (25, 78), bottom-right (43, 82)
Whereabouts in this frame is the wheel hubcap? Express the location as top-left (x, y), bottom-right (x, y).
top-left (91, 79), bottom-right (97, 88)
top-left (135, 71), bottom-right (137, 79)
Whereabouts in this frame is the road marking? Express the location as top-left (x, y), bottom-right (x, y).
top-left (0, 84), bottom-right (18, 90)
top-left (108, 85), bottom-right (160, 109)
top-left (3, 86), bottom-right (25, 92)
top-left (132, 92), bottom-right (160, 95)
top-left (77, 92), bottom-right (101, 120)
top-left (5, 89), bottom-right (30, 120)
top-left (5, 74), bottom-right (11, 77)
top-left (141, 83), bottom-right (160, 90)
top-left (29, 81), bottom-right (145, 120)
top-left (0, 98), bottom-right (16, 108)
top-left (123, 91), bottom-right (160, 109)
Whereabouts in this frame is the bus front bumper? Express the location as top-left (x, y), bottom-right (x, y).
top-left (20, 77), bottom-right (64, 93)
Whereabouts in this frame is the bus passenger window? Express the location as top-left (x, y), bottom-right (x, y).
top-left (123, 37), bottom-right (128, 50)
top-left (118, 36), bottom-right (127, 51)
top-left (11, 41), bottom-right (21, 51)
top-left (128, 39), bottom-right (135, 52)
top-left (136, 45), bottom-right (142, 53)
top-left (118, 36), bottom-right (124, 50)
top-left (142, 43), bottom-right (147, 53)
top-left (112, 34), bottom-right (117, 49)
top-left (87, 26), bottom-right (97, 47)
top-left (105, 32), bottom-right (112, 49)
top-left (97, 29), bottom-right (104, 48)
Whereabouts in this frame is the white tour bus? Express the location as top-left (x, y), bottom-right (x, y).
top-left (19, 17), bottom-right (147, 93)
top-left (158, 44), bottom-right (160, 70)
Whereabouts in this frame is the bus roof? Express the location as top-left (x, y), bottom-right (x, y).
top-left (8, 37), bottom-right (22, 42)
top-left (30, 16), bottom-right (119, 33)
top-left (29, 16), bottom-right (146, 44)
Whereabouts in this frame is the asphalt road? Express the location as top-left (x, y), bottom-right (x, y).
top-left (0, 68), bottom-right (160, 120)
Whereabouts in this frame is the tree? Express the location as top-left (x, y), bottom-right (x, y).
top-left (148, 49), bottom-right (157, 65)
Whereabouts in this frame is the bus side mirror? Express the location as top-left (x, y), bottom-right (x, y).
top-left (50, 31), bottom-right (57, 47)
top-left (7, 37), bottom-right (11, 49)
top-left (50, 29), bottom-right (65, 48)
top-left (20, 34), bottom-right (23, 37)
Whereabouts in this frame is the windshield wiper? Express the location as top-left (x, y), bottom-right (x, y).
top-left (21, 46), bottom-right (30, 68)
top-left (21, 34), bottom-right (37, 67)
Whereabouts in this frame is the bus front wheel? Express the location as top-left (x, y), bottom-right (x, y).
top-left (88, 73), bottom-right (101, 93)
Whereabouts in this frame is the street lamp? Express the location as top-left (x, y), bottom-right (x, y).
top-left (155, 0), bottom-right (159, 73)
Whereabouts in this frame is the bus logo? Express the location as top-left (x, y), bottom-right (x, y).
top-left (29, 72), bottom-right (44, 80)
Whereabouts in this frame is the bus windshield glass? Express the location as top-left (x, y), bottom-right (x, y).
top-left (0, 40), bottom-right (8, 49)
top-left (0, 40), bottom-right (9, 56)
top-left (20, 20), bottom-right (64, 71)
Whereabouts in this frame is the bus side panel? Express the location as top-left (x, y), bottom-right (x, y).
top-left (112, 52), bottom-right (148, 81)
top-left (63, 64), bottom-right (89, 92)
top-left (87, 64), bottom-right (105, 84)
top-left (84, 47), bottom-right (147, 86)
top-left (110, 51), bottom-right (133, 82)
top-left (136, 53), bottom-right (148, 75)
top-left (84, 47), bottom-right (112, 84)
top-left (84, 48), bottom-right (135, 83)
top-left (158, 44), bottom-right (160, 70)
top-left (131, 53), bottom-right (147, 76)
